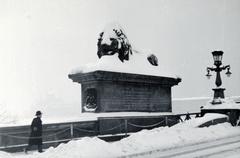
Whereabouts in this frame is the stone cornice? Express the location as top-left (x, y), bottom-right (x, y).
top-left (68, 70), bottom-right (181, 86)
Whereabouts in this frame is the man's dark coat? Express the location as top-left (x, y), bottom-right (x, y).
top-left (28, 117), bottom-right (42, 145)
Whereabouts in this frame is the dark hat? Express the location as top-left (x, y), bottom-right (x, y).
top-left (35, 111), bottom-right (42, 116)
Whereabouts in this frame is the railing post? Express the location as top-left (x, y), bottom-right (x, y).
top-left (165, 116), bottom-right (168, 126)
top-left (124, 119), bottom-right (128, 136)
top-left (70, 124), bottom-right (74, 139)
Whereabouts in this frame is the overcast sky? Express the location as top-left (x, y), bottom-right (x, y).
top-left (0, 0), bottom-right (240, 117)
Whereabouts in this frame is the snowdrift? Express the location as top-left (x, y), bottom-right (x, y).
top-left (1, 122), bottom-right (239, 158)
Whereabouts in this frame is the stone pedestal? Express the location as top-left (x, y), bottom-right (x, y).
top-left (213, 88), bottom-right (225, 99)
top-left (68, 71), bottom-right (181, 113)
top-left (212, 88), bottom-right (225, 104)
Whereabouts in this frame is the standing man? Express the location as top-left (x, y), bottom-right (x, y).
top-left (25, 111), bottom-right (43, 153)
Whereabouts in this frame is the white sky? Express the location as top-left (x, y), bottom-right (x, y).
top-left (0, 0), bottom-right (240, 118)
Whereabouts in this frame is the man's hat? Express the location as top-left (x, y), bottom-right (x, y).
top-left (35, 111), bottom-right (42, 116)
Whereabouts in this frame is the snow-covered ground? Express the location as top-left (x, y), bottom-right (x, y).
top-left (0, 121), bottom-right (239, 158)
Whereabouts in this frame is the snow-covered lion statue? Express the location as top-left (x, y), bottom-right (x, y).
top-left (97, 23), bottom-right (158, 66)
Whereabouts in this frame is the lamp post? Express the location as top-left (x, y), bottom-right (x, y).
top-left (206, 51), bottom-right (232, 104)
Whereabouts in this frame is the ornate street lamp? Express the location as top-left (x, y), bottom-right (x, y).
top-left (206, 51), bottom-right (232, 104)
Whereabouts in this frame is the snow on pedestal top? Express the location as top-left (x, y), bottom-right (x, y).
top-left (70, 53), bottom-right (178, 78)
top-left (202, 98), bottom-right (240, 110)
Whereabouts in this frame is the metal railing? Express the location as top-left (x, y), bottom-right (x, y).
top-left (0, 114), bottom-right (196, 152)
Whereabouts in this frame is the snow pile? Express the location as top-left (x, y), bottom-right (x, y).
top-left (117, 123), bottom-right (239, 155)
top-left (39, 137), bottom-right (122, 158)
top-left (0, 152), bottom-right (12, 158)
top-left (70, 53), bottom-right (177, 78)
top-left (1, 122), bottom-right (240, 158)
top-left (203, 98), bottom-right (240, 110)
